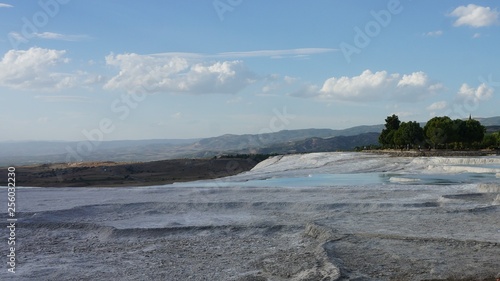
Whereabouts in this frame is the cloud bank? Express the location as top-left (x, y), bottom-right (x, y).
top-left (292, 70), bottom-right (443, 102)
top-left (104, 53), bottom-right (257, 94)
top-left (0, 47), bottom-right (104, 91)
top-left (0, 47), bottom-right (76, 90)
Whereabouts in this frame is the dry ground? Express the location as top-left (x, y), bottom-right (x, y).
top-left (0, 157), bottom-right (258, 187)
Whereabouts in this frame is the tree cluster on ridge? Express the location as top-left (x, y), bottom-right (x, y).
top-left (379, 114), bottom-right (499, 149)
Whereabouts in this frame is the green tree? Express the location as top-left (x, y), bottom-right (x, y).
top-left (385, 114), bottom-right (401, 131)
top-left (424, 116), bottom-right (454, 149)
top-left (482, 133), bottom-right (498, 148)
top-left (379, 114), bottom-right (400, 148)
top-left (495, 132), bottom-right (500, 148)
top-left (393, 121), bottom-right (424, 147)
top-left (451, 119), bottom-right (465, 143)
top-left (463, 118), bottom-right (485, 146)
top-left (448, 119), bottom-right (467, 149)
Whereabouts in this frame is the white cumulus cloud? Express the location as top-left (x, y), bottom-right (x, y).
top-left (457, 83), bottom-right (494, 102)
top-left (0, 48), bottom-right (98, 91)
top-left (397, 71), bottom-right (429, 87)
top-left (319, 70), bottom-right (398, 101)
top-left (291, 70), bottom-right (443, 102)
top-left (450, 4), bottom-right (499, 27)
top-left (104, 53), bottom-right (256, 94)
top-left (0, 47), bottom-right (77, 90)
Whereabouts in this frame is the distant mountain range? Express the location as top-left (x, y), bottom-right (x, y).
top-left (251, 132), bottom-right (380, 154)
top-left (186, 124), bottom-right (384, 152)
top-left (476, 116), bottom-right (500, 126)
top-left (1, 116), bottom-right (499, 166)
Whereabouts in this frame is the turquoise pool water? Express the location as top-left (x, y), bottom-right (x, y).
top-left (172, 172), bottom-right (498, 188)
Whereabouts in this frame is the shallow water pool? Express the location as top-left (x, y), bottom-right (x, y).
top-left (171, 171), bottom-right (498, 188)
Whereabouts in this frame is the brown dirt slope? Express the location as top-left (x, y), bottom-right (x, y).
top-left (1, 157), bottom-right (258, 187)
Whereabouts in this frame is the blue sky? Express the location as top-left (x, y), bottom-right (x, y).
top-left (0, 0), bottom-right (499, 141)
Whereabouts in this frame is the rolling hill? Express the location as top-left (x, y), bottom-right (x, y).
top-left (1, 116), bottom-right (499, 166)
